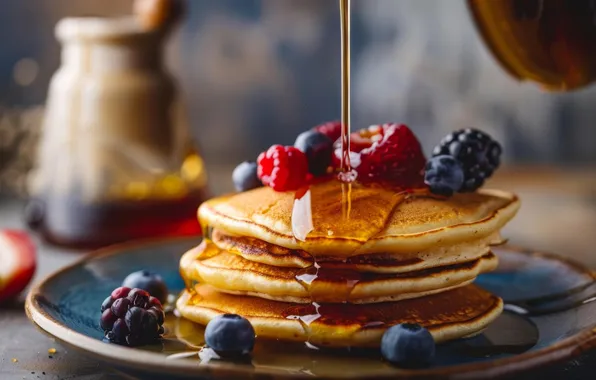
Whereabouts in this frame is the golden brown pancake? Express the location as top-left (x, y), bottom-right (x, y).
top-left (212, 229), bottom-right (504, 273)
top-left (180, 243), bottom-right (498, 304)
top-left (199, 181), bottom-right (519, 257)
top-left (176, 284), bottom-right (503, 347)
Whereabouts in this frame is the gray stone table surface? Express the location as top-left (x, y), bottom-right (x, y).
top-left (1, 166), bottom-right (595, 379)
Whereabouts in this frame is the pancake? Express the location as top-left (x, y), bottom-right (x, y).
top-left (180, 243), bottom-right (498, 304)
top-left (176, 283), bottom-right (503, 347)
top-left (199, 180), bottom-right (519, 258)
top-left (212, 229), bottom-right (504, 273)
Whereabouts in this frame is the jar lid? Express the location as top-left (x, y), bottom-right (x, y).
top-left (56, 16), bottom-right (159, 42)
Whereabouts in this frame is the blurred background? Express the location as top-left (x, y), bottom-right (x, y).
top-left (0, 0), bottom-right (595, 261)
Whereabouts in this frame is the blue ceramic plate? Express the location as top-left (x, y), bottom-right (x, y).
top-left (26, 239), bottom-right (596, 379)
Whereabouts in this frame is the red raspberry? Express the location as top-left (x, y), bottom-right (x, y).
top-left (313, 121), bottom-right (342, 142)
top-left (257, 145), bottom-right (310, 191)
top-left (332, 125), bottom-right (385, 158)
top-left (357, 124), bottom-right (426, 188)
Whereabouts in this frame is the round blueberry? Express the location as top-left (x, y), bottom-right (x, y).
top-left (381, 323), bottom-right (435, 368)
top-left (424, 155), bottom-right (464, 196)
top-left (204, 314), bottom-right (256, 357)
top-left (123, 272), bottom-right (168, 304)
top-left (232, 161), bottom-right (262, 192)
top-left (294, 130), bottom-right (333, 176)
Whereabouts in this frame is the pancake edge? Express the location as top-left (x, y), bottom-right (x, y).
top-left (198, 189), bottom-right (520, 257)
top-left (176, 288), bottom-right (504, 346)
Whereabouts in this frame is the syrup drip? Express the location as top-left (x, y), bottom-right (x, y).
top-left (291, 189), bottom-right (314, 242)
top-left (338, 0), bottom-right (357, 183)
top-left (295, 263), bottom-right (363, 303)
top-left (341, 182), bottom-right (353, 220)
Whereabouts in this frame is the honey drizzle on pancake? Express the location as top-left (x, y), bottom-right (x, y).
top-left (288, 186), bottom-right (438, 347)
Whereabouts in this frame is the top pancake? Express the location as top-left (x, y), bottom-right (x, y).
top-left (199, 180), bottom-right (519, 257)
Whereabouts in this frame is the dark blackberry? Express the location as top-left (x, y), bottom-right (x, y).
top-left (100, 287), bottom-right (165, 346)
top-left (111, 298), bottom-right (131, 318)
top-left (432, 128), bottom-right (501, 192)
top-left (126, 288), bottom-right (150, 308)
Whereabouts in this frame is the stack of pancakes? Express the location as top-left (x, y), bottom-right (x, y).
top-left (177, 180), bottom-right (519, 347)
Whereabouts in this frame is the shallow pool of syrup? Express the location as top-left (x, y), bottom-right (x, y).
top-left (158, 310), bottom-right (539, 369)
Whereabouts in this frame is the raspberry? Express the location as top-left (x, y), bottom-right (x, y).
top-left (313, 121), bottom-right (342, 142)
top-left (356, 124), bottom-right (426, 188)
top-left (100, 287), bottom-right (165, 346)
top-left (331, 125), bottom-right (391, 169)
top-left (349, 125), bottom-right (385, 152)
top-left (257, 145), bottom-right (310, 192)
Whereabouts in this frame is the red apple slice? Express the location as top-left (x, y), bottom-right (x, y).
top-left (0, 230), bottom-right (36, 303)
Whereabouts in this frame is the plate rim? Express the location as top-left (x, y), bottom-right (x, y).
top-left (25, 238), bottom-right (596, 379)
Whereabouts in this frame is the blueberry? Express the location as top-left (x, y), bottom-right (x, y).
top-left (424, 155), bottom-right (464, 196)
top-left (123, 272), bottom-right (168, 304)
top-left (204, 314), bottom-right (256, 357)
top-left (294, 130), bottom-right (333, 176)
top-left (232, 161), bottom-right (262, 192)
top-left (381, 323), bottom-right (435, 368)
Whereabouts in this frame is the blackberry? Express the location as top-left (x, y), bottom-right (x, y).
top-left (432, 129), bottom-right (501, 192)
top-left (100, 286), bottom-right (165, 346)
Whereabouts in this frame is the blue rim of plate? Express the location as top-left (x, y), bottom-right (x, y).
top-left (25, 237), bottom-right (596, 379)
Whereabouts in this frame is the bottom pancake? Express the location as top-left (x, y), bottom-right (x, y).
top-left (176, 284), bottom-right (503, 347)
